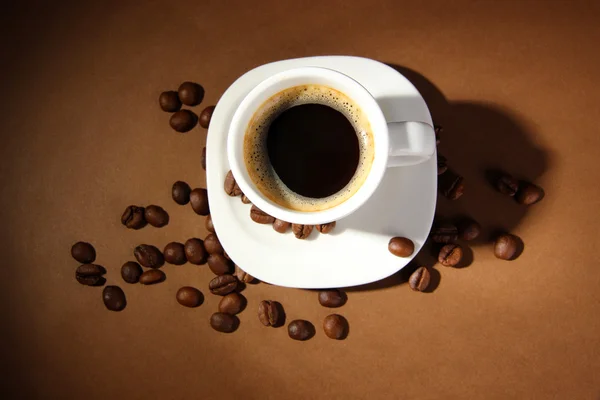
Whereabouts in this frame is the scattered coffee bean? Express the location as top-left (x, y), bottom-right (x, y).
top-left (204, 233), bottom-right (224, 254)
top-left (288, 320), bottom-right (315, 341)
top-left (134, 244), bottom-right (164, 268)
top-left (210, 312), bottom-right (239, 333)
top-left (495, 173), bottom-right (519, 196)
top-left (224, 170), bottom-right (242, 196)
top-left (184, 238), bottom-right (207, 265)
top-left (218, 293), bottom-right (245, 315)
top-left (169, 110), bottom-right (197, 132)
top-left (437, 154), bottom-right (448, 175)
top-left (144, 205), bottom-right (169, 227)
top-left (438, 244), bottom-right (463, 267)
top-left (208, 254), bottom-right (233, 275)
top-left (494, 233), bottom-right (520, 260)
top-left (273, 219), bottom-right (290, 233)
top-left (318, 289), bottom-right (347, 308)
top-left (458, 218), bottom-right (482, 241)
top-left (102, 286), bottom-right (126, 311)
top-left (323, 314), bottom-right (348, 340)
top-left (178, 81), bottom-right (204, 106)
top-left (205, 214), bottom-right (215, 233)
top-left (159, 91), bottom-right (181, 112)
top-left (439, 171), bottom-right (465, 200)
top-left (516, 182), bottom-right (544, 205)
top-left (209, 274), bottom-right (239, 295)
top-left (163, 242), bottom-right (186, 265)
top-left (250, 205), bottom-right (275, 224)
top-left (292, 224), bottom-right (313, 239)
top-left (139, 269), bottom-right (166, 285)
top-left (121, 205), bottom-right (147, 230)
top-left (316, 221), bottom-right (336, 234)
top-left (75, 264), bottom-right (106, 286)
top-left (388, 237), bottom-right (415, 257)
top-left (258, 300), bottom-right (282, 327)
top-left (434, 125), bottom-right (442, 145)
top-left (121, 261), bottom-right (143, 284)
top-left (241, 194), bottom-right (251, 204)
top-left (409, 266), bottom-right (431, 292)
top-left (172, 181), bottom-right (192, 205)
top-left (199, 105), bottom-right (215, 129)
top-left (176, 286), bottom-right (203, 307)
top-left (223, 250), bottom-right (230, 260)
top-left (234, 265), bottom-right (255, 283)
top-left (430, 223), bottom-right (459, 243)
top-left (190, 188), bottom-right (209, 215)
top-left (71, 242), bottom-right (96, 263)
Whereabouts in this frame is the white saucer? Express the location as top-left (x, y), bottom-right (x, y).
top-left (206, 56), bottom-right (436, 289)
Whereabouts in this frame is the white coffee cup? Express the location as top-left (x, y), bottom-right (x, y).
top-left (227, 67), bottom-right (435, 225)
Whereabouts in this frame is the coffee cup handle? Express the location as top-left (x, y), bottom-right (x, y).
top-left (386, 121), bottom-right (436, 167)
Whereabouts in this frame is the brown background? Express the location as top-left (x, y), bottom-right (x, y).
top-left (1, 1), bottom-right (599, 399)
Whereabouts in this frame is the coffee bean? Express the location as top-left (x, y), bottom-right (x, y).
top-left (144, 205), bottom-right (169, 227)
top-left (204, 233), bottom-right (224, 254)
top-left (434, 125), bottom-right (442, 145)
top-left (388, 237), bottom-right (415, 257)
top-left (250, 205), bottom-right (275, 224)
top-left (234, 265), bottom-right (255, 283)
top-left (209, 274), bottom-right (239, 295)
top-left (409, 266), bottom-right (431, 291)
top-left (258, 300), bottom-right (282, 327)
top-left (439, 171), bottom-right (465, 200)
top-left (201, 147), bottom-right (206, 171)
top-left (121, 261), bottom-right (143, 284)
top-left (76, 264), bottom-right (106, 276)
top-left (496, 174), bottom-right (519, 196)
top-left (494, 233), bottom-right (520, 260)
top-left (178, 81), bottom-right (204, 106)
top-left (273, 219), bottom-right (290, 233)
top-left (208, 254), bottom-right (233, 275)
top-left (437, 154), bottom-right (448, 175)
top-left (71, 242), bottom-right (96, 263)
top-left (199, 105), bottom-right (215, 129)
top-left (318, 289), bottom-right (347, 308)
top-left (458, 218), bottom-right (482, 241)
top-left (438, 244), bottom-right (463, 267)
top-left (103, 286), bottom-right (126, 311)
top-left (241, 194), bottom-right (251, 204)
top-left (210, 312), bottom-right (239, 333)
top-left (224, 170), bottom-right (242, 196)
top-left (516, 182), bottom-right (544, 205)
top-left (75, 274), bottom-right (105, 286)
top-left (190, 188), bottom-right (209, 215)
top-left (139, 269), bottom-right (166, 285)
top-left (184, 238), bottom-right (207, 265)
top-left (172, 181), bottom-right (191, 205)
top-left (288, 320), bottom-right (315, 341)
top-left (176, 286), bottom-right (203, 307)
top-left (218, 293), bottom-right (245, 315)
top-left (159, 91), bottom-right (181, 112)
top-left (163, 242), bottom-right (186, 265)
top-left (169, 110), bottom-right (197, 132)
top-left (430, 223), bottom-right (458, 244)
top-left (205, 214), bottom-right (215, 233)
top-left (316, 221), bottom-right (336, 234)
top-left (223, 250), bottom-right (230, 260)
top-left (292, 224), bottom-right (313, 239)
top-left (121, 205), bottom-right (147, 229)
top-left (323, 314), bottom-right (348, 340)
top-left (134, 244), bottom-right (164, 268)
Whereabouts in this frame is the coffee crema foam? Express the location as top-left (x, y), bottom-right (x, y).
top-left (244, 84), bottom-right (375, 212)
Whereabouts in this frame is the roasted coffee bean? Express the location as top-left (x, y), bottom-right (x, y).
top-left (234, 265), bottom-right (255, 283)
top-left (139, 269), bottom-right (166, 285)
top-left (218, 292), bottom-right (245, 315)
top-left (223, 250), bottom-right (230, 260)
top-left (163, 242), bottom-right (186, 265)
top-left (430, 223), bottom-right (459, 243)
top-left (172, 181), bottom-right (191, 205)
top-left (184, 238), bottom-right (207, 265)
top-left (250, 205), bottom-right (275, 224)
top-left (224, 170), bottom-right (242, 196)
top-left (494, 233), bottom-right (520, 260)
top-left (199, 105), bottom-right (215, 129)
top-left (323, 314), bottom-right (348, 340)
top-left (388, 237), bottom-right (415, 257)
top-left (288, 320), bottom-right (315, 341)
top-left (103, 286), bottom-right (126, 311)
top-left (241, 194), bottom-right (251, 204)
top-left (121, 261), bottom-right (143, 284)
top-left (159, 91), bottom-right (181, 112)
top-left (178, 81), bottom-right (204, 106)
top-left (437, 154), bottom-right (448, 175)
top-left (409, 266), bottom-right (431, 292)
top-left (458, 218), bottom-right (482, 241)
top-left (209, 274), bottom-right (239, 295)
top-left (516, 182), bottom-right (544, 205)
top-left (496, 174), bottom-right (519, 196)
top-left (121, 205), bottom-right (146, 229)
top-left (439, 171), bottom-right (465, 200)
top-left (144, 205), bottom-right (169, 227)
top-left (316, 221), bottom-right (336, 234)
top-left (71, 242), bottom-right (96, 263)
top-left (134, 244), bottom-right (164, 268)
top-left (201, 147), bottom-right (206, 171)
top-left (76, 274), bottom-right (105, 286)
top-left (205, 214), bottom-right (215, 233)
top-left (204, 233), bottom-right (224, 254)
top-left (273, 219), bottom-right (290, 233)
top-left (190, 188), bottom-right (209, 215)
top-left (438, 244), bottom-right (463, 267)
top-left (292, 224), bottom-right (313, 239)
top-left (318, 289), bottom-right (347, 308)
top-left (210, 312), bottom-right (239, 333)
top-left (176, 286), bottom-right (203, 307)
top-left (208, 254), bottom-right (233, 275)
top-left (434, 125), bottom-right (442, 145)
top-left (76, 264), bottom-right (106, 276)
top-left (169, 110), bottom-right (197, 132)
top-left (258, 300), bottom-right (282, 327)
